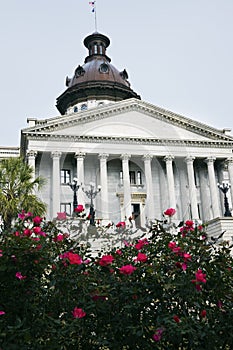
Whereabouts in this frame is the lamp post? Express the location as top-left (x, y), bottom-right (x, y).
top-left (217, 182), bottom-right (232, 217)
top-left (69, 177), bottom-right (80, 213)
top-left (83, 182), bottom-right (101, 225)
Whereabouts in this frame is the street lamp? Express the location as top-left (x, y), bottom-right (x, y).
top-left (69, 177), bottom-right (80, 213)
top-left (83, 182), bottom-right (101, 225)
top-left (217, 182), bottom-right (232, 217)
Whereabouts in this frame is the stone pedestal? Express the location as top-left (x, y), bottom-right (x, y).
top-left (206, 217), bottom-right (233, 254)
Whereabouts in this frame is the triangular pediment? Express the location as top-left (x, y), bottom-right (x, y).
top-left (22, 99), bottom-right (233, 144)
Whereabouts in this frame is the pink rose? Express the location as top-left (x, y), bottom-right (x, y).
top-left (119, 264), bottom-right (136, 275)
top-left (135, 238), bottom-right (149, 250)
top-left (33, 216), bottom-right (43, 225)
top-left (72, 307), bottom-right (86, 319)
top-left (53, 234), bottom-right (65, 242)
top-left (135, 252), bottom-right (148, 263)
top-left (152, 328), bottom-right (163, 342)
top-left (16, 272), bottom-right (26, 280)
top-left (57, 212), bottom-right (67, 220)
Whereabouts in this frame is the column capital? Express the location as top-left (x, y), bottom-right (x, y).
top-left (121, 154), bottom-right (131, 161)
top-left (164, 155), bottom-right (174, 162)
top-left (142, 154), bottom-right (153, 161)
top-left (98, 153), bottom-right (109, 160)
top-left (205, 156), bottom-right (216, 164)
top-left (27, 150), bottom-right (37, 158)
top-left (75, 152), bottom-right (86, 159)
top-left (51, 151), bottom-right (62, 159)
top-left (226, 157), bottom-right (233, 165)
top-left (185, 156), bottom-right (195, 164)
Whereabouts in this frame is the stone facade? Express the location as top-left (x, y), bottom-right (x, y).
top-left (21, 98), bottom-right (233, 225)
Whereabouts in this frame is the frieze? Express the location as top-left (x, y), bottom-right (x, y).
top-left (25, 133), bottom-right (233, 148)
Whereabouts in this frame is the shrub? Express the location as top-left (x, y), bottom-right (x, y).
top-left (0, 212), bottom-right (233, 349)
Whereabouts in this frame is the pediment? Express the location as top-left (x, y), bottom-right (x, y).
top-left (22, 99), bottom-right (233, 144)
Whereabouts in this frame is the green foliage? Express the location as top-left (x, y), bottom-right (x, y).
top-left (0, 214), bottom-right (233, 349)
top-left (0, 157), bottom-right (46, 230)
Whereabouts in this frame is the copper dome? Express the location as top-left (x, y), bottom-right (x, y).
top-left (56, 32), bottom-right (140, 115)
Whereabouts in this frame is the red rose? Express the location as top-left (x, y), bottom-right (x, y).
top-left (74, 204), bottom-right (84, 213)
top-left (67, 252), bottom-right (83, 265)
top-left (119, 264), bottom-right (136, 275)
top-left (201, 309), bottom-right (207, 318)
top-left (173, 315), bottom-right (180, 323)
top-left (116, 221), bottom-right (126, 228)
top-left (164, 208), bottom-right (176, 216)
top-left (99, 255), bottom-right (114, 266)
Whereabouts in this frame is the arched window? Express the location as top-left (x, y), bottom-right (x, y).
top-left (73, 106), bottom-right (78, 113)
top-left (94, 44), bottom-right (98, 54)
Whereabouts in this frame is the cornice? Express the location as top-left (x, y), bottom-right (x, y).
top-left (25, 133), bottom-right (233, 148)
top-left (21, 98), bottom-right (233, 142)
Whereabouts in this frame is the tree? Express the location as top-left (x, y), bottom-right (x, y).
top-left (0, 157), bottom-right (46, 230)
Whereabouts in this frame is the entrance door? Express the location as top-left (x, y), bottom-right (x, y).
top-left (132, 203), bottom-right (140, 227)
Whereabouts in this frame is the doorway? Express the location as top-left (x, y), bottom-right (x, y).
top-left (131, 203), bottom-right (141, 227)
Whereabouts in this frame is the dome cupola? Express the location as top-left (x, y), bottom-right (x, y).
top-left (56, 32), bottom-right (140, 115)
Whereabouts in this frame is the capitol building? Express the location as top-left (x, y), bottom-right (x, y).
top-left (3, 31), bottom-right (233, 228)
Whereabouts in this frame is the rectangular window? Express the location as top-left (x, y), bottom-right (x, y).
top-left (129, 171), bottom-right (136, 185)
top-left (60, 203), bottom-right (71, 215)
top-left (120, 171), bottom-right (123, 185)
top-left (61, 169), bottom-right (71, 184)
top-left (137, 171), bottom-right (142, 185)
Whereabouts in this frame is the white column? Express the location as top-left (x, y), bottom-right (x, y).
top-left (143, 154), bottom-right (155, 221)
top-left (121, 154), bottom-right (132, 219)
top-left (205, 157), bottom-right (220, 218)
top-left (98, 153), bottom-right (109, 220)
top-left (27, 150), bottom-right (37, 181)
top-left (226, 157), bottom-right (233, 207)
top-left (75, 152), bottom-right (86, 207)
top-left (51, 151), bottom-right (62, 218)
top-left (164, 155), bottom-right (176, 209)
top-left (185, 156), bottom-right (199, 220)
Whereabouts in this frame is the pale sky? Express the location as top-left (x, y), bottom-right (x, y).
top-left (1, 0), bottom-right (233, 146)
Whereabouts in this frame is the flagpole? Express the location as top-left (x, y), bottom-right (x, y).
top-left (94, 1), bottom-right (97, 32)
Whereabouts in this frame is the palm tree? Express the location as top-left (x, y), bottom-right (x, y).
top-left (0, 157), bottom-right (46, 230)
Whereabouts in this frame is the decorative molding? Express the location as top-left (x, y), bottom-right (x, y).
top-left (205, 156), bottom-right (216, 164)
top-left (142, 154), bottom-right (153, 161)
top-left (51, 151), bottom-right (62, 159)
top-left (121, 154), bottom-right (131, 161)
top-left (24, 133), bottom-right (233, 148)
top-left (27, 150), bottom-right (37, 158)
top-left (98, 153), bottom-right (109, 160)
top-left (164, 155), bottom-right (174, 162)
top-left (116, 192), bottom-right (147, 206)
top-left (185, 156), bottom-right (195, 164)
top-left (226, 157), bottom-right (233, 165)
top-left (75, 152), bottom-right (86, 159)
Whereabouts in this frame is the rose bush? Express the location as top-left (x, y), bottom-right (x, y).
top-left (0, 211), bottom-right (233, 349)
